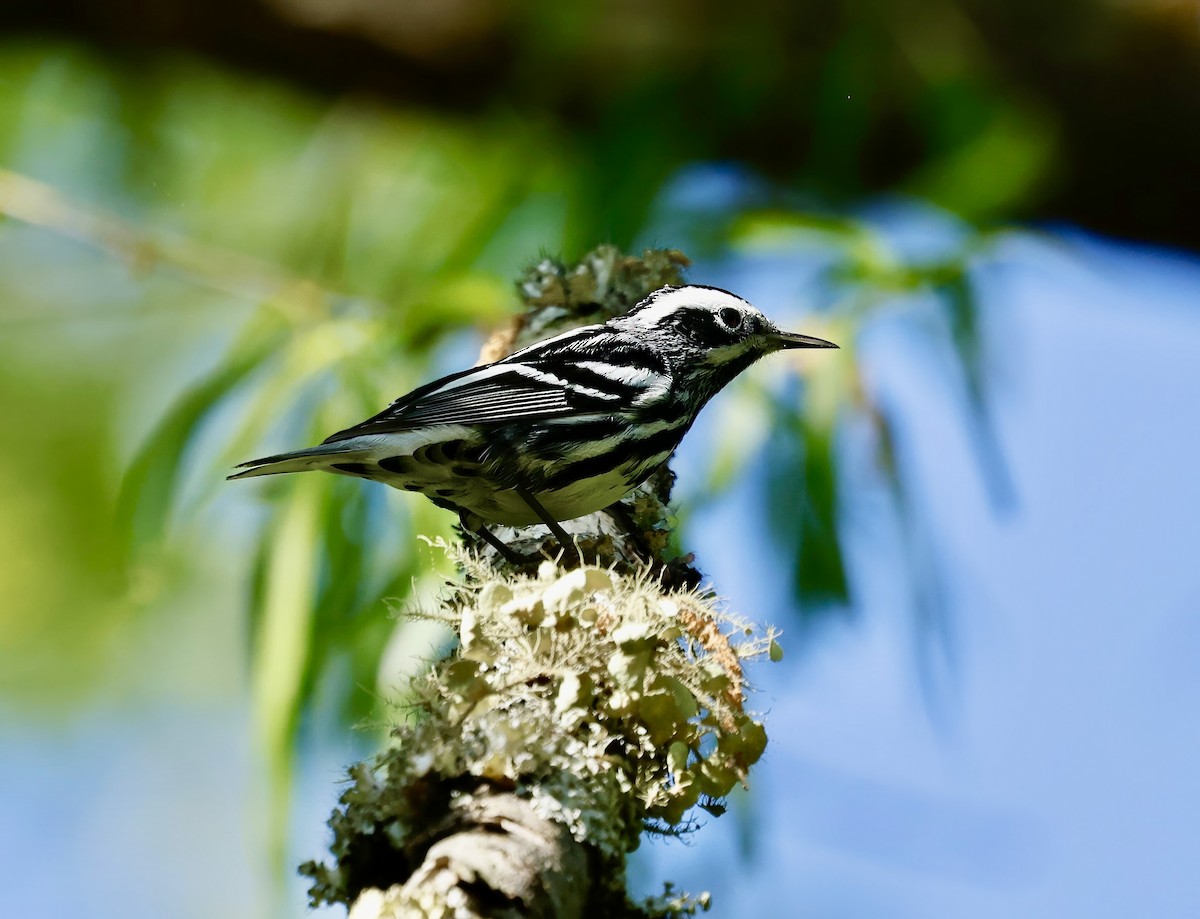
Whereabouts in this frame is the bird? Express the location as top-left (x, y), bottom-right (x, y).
top-left (229, 285), bottom-right (837, 563)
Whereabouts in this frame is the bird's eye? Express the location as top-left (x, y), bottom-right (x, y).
top-left (718, 307), bottom-right (743, 329)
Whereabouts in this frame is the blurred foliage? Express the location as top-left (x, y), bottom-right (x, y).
top-left (8, 0), bottom-right (1199, 248)
top-left (0, 46), bottom-right (523, 720)
top-left (0, 30), bottom-right (1008, 851)
top-left (674, 206), bottom-right (1007, 620)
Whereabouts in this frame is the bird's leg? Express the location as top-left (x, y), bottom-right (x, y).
top-left (602, 499), bottom-right (640, 537)
top-left (460, 509), bottom-right (524, 566)
top-left (515, 487), bottom-right (581, 567)
top-left (602, 499), bottom-right (653, 563)
top-left (476, 526), bottom-right (526, 566)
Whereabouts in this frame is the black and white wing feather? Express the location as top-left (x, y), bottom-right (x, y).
top-left (320, 361), bottom-right (626, 443)
top-left (322, 323), bottom-right (670, 442)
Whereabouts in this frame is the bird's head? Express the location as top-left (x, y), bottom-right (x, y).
top-left (617, 285), bottom-right (837, 399)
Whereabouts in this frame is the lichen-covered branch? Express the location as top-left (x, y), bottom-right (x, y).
top-left (301, 248), bottom-right (781, 917)
top-left (303, 557), bottom-right (778, 917)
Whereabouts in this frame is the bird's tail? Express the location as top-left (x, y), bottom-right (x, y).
top-left (227, 443), bottom-right (361, 480)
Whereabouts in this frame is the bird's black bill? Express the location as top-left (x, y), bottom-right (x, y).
top-left (771, 331), bottom-right (839, 350)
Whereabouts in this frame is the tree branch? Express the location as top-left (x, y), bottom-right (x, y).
top-left (300, 248), bottom-right (779, 917)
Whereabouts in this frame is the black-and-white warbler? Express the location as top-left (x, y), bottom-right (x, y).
top-left (230, 285), bottom-right (836, 561)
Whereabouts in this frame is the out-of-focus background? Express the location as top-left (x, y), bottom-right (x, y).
top-left (2, 2), bottom-right (1198, 917)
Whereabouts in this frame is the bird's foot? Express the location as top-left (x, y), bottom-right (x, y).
top-left (471, 524), bottom-right (526, 566)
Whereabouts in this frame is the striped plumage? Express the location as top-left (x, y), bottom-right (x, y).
top-left (230, 285), bottom-right (836, 554)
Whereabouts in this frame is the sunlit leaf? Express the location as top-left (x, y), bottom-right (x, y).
top-left (908, 102), bottom-right (1055, 220)
top-left (250, 472), bottom-right (323, 869)
top-left (115, 311), bottom-right (288, 559)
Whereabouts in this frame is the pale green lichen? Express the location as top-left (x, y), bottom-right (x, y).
top-left (515, 245), bottom-right (692, 343)
top-left (302, 548), bottom-right (780, 916)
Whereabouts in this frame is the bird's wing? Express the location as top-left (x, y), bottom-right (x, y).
top-left (321, 362), bottom-right (622, 443)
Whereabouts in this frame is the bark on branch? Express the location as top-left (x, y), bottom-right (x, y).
top-left (349, 789), bottom-right (589, 919)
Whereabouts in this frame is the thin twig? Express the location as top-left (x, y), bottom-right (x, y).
top-left (0, 167), bottom-right (382, 317)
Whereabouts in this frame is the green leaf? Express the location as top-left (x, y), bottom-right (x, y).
top-left (249, 473), bottom-right (323, 870)
top-left (115, 312), bottom-right (287, 558)
top-left (765, 403), bottom-right (849, 612)
top-left (937, 271), bottom-right (1015, 510)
